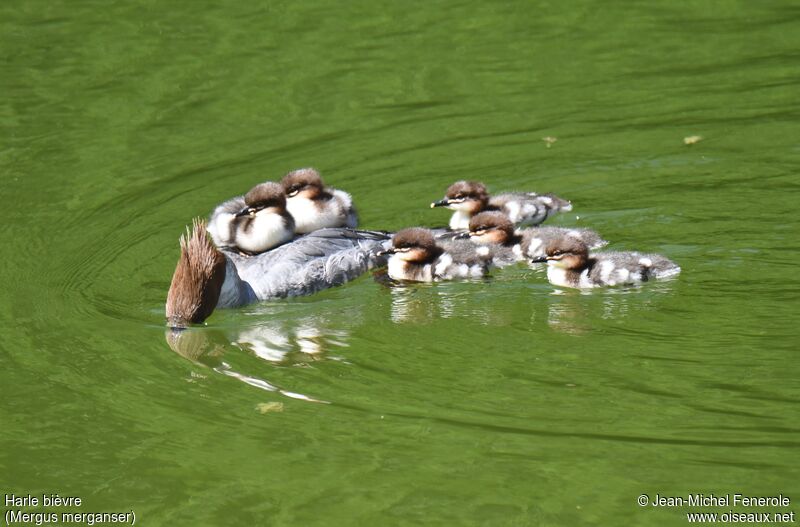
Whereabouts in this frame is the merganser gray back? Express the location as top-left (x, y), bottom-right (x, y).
top-left (463, 211), bottom-right (607, 267)
top-left (431, 180), bottom-right (572, 230)
top-left (531, 237), bottom-right (681, 289)
top-left (166, 220), bottom-right (389, 326)
top-left (281, 168), bottom-right (358, 233)
top-left (381, 227), bottom-right (492, 282)
top-left (207, 182), bottom-right (295, 254)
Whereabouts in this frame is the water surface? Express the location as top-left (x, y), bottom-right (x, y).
top-left (1, 1), bottom-right (799, 525)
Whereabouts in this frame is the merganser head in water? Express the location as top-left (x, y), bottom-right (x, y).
top-left (207, 182), bottom-right (295, 254)
top-left (531, 237), bottom-right (680, 288)
top-left (166, 220), bottom-right (228, 327)
top-left (166, 220), bottom-right (390, 327)
top-left (431, 180), bottom-right (572, 230)
top-left (380, 227), bottom-right (492, 282)
top-left (280, 168), bottom-right (358, 234)
top-left (460, 211), bottom-right (608, 267)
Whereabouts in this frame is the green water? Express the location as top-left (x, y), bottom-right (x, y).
top-left (2, 1), bottom-right (799, 525)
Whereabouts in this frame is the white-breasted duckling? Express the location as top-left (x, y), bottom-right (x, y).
top-left (380, 227), bottom-right (492, 282)
top-left (207, 182), bottom-right (295, 254)
top-left (460, 211), bottom-right (607, 267)
top-left (431, 180), bottom-right (572, 230)
top-left (280, 168), bottom-right (358, 233)
top-left (166, 220), bottom-right (391, 327)
top-left (531, 237), bottom-right (681, 288)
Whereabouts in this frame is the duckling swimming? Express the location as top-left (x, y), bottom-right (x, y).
top-left (166, 220), bottom-right (389, 327)
top-left (531, 237), bottom-right (680, 288)
top-left (380, 227), bottom-right (492, 282)
top-left (461, 211), bottom-right (607, 266)
top-left (281, 168), bottom-right (358, 233)
top-left (207, 182), bottom-right (295, 254)
top-left (431, 180), bottom-right (571, 230)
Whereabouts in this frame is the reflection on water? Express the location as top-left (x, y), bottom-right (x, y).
top-left (546, 283), bottom-right (678, 334)
top-left (386, 270), bottom-right (678, 335)
top-left (389, 284), bottom-right (449, 324)
top-left (166, 274), bottom-right (679, 400)
top-left (165, 317), bottom-right (348, 403)
top-left (235, 319), bottom-right (350, 363)
top-left (163, 301), bottom-right (371, 404)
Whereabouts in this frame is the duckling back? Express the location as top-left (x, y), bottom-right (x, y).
top-left (587, 252), bottom-right (681, 286)
top-left (435, 239), bottom-right (494, 279)
top-left (490, 192), bottom-right (572, 226)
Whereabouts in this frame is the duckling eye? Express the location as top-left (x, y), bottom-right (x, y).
top-left (552, 250), bottom-right (563, 256)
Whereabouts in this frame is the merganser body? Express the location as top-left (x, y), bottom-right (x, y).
top-left (381, 227), bottom-right (492, 282)
top-left (281, 168), bottom-right (358, 234)
top-left (166, 220), bottom-right (389, 326)
top-left (431, 180), bottom-right (572, 230)
top-left (207, 182), bottom-right (295, 254)
top-left (531, 237), bottom-right (681, 289)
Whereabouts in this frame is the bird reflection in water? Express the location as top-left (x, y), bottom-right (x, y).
top-left (233, 319), bottom-right (350, 364)
top-left (385, 280), bottom-right (515, 326)
top-left (382, 265), bottom-right (677, 335)
top-left (165, 312), bottom-right (358, 403)
top-left (542, 282), bottom-right (677, 334)
top-left (387, 283), bottom-right (477, 324)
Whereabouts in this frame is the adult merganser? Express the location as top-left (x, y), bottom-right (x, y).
top-left (430, 180), bottom-right (572, 230)
top-left (280, 168), bottom-right (358, 233)
top-left (530, 237), bottom-right (681, 288)
top-left (380, 227), bottom-right (492, 282)
top-left (461, 211), bottom-right (607, 266)
top-left (207, 182), bottom-right (295, 254)
top-left (166, 219), bottom-right (389, 327)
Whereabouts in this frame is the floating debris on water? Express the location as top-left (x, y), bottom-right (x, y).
top-left (185, 371), bottom-right (207, 383)
top-left (542, 136), bottom-right (558, 148)
top-left (683, 135), bottom-right (703, 145)
top-left (256, 402), bottom-right (284, 414)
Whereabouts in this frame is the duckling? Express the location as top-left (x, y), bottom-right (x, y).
top-left (531, 237), bottom-right (680, 288)
top-left (431, 180), bottom-right (571, 230)
top-left (281, 168), bottom-right (358, 233)
top-left (461, 211), bottom-right (607, 267)
top-left (380, 227), bottom-right (492, 282)
top-left (207, 182), bottom-right (295, 254)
